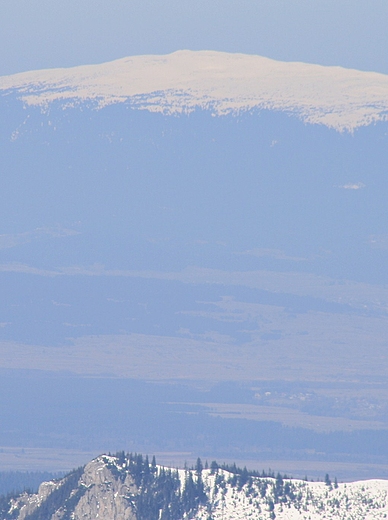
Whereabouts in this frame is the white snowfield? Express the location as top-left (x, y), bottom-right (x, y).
top-left (1, 50), bottom-right (388, 132)
top-left (161, 463), bottom-right (388, 520)
top-left (198, 471), bottom-right (388, 520)
top-left (178, 465), bottom-right (388, 520)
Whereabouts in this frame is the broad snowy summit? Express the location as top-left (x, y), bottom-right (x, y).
top-left (2, 50), bottom-right (388, 131)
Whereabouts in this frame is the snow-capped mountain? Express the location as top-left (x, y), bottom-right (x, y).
top-left (4, 453), bottom-right (388, 520)
top-left (2, 50), bottom-right (388, 131)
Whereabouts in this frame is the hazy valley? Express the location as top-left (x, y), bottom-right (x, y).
top-left (1, 52), bottom-right (388, 481)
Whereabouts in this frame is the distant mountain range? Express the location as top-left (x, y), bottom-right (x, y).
top-left (1, 52), bottom-right (388, 478)
top-left (2, 50), bottom-right (388, 131)
top-left (3, 452), bottom-right (388, 520)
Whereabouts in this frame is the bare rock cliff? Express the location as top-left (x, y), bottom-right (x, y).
top-left (70, 457), bottom-right (137, 520)
top-left (7, 456), bottom-right (137, 520)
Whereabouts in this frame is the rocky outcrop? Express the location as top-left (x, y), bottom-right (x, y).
top-left (7, 456), bottom-right (137, 520)
top-left (70, 457), bottom-right (137, 520)
top-left (8, 480), bottom-right (61, 520)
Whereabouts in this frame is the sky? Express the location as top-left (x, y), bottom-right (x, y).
top-left (1, 0), bottom-right (388, 77)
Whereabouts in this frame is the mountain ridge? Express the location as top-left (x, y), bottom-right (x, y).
top-left (2, 50), bottom-right (388, 131)
top-left (3, 453), bottom-right (388, 520)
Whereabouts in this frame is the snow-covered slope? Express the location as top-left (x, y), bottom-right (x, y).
top-left (4, 453), bottom-right (388, 520)
top-left (2, 50), bottom-right (388, 131)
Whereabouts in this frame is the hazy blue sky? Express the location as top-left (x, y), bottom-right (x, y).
top-left (1, 0), bottom-right (388, 76)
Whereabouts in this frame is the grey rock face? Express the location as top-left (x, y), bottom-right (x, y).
top-left (73, 457), bottom-right (137, 520)
top-left (10, 481), bottom-right (62, 520)
top-left (7, 456), bottom-right (137, 520)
